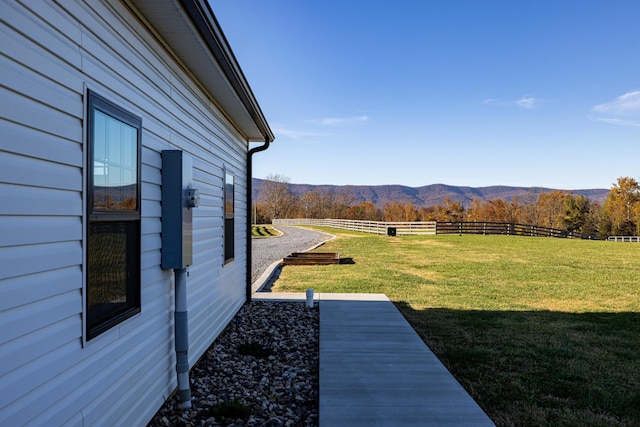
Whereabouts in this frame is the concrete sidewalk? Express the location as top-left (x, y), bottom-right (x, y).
top-left (253, 292), bottom-right (494, 426)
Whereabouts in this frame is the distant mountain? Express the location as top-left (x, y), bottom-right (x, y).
top-left (252, 179), bottom-right (610, 208)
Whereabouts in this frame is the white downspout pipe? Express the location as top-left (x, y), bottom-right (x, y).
top-left (174, 268), bottom-right (191, 407)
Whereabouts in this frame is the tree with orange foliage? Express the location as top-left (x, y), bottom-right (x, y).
top-left (604, 177), bottom-right (640, 235)
top-left (346, 201), bottom-right (382, 221)
top-left (467, 198), bottom-right (516, 223)
top-left (431, 198), bottom-right (465, 222)
top-left (535, 191), bottom-right (567, 229)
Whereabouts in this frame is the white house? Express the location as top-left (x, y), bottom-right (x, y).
top-left (0, 0), bottom-right (274, 425)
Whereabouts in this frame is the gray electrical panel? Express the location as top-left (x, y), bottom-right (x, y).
top-left (161, 150), bottom-right (199, 269)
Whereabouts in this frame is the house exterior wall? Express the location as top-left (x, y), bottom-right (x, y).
top-left (0, 1), bottom-right (250, 425)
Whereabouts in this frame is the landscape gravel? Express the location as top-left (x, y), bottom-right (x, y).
top-left (250, 226), bottom-right (333, 285)
top-left (149, 226), bottom-right (329, 427)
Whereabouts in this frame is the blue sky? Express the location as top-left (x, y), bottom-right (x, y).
top-left (211, 1), bottom-right (640, 190)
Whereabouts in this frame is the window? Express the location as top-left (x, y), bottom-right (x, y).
top-left (86, 90), bottom-right (141, 340)
top-left (224, 170), bottom-right (234, 263)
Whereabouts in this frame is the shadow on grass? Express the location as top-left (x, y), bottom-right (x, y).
top-left (394, 301), bottom-right (640, 427)
top-left (251, 225), bottom-right (279, 238)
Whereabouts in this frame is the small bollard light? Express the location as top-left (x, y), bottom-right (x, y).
top-left (306, 288), bottom-right (314, 308)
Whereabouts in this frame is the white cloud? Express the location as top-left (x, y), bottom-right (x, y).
top-left (316, 115), bottom-right (369, 126)
top-left (591, 91), bottom-right (640, 126)
top-left (482, 98), bottom-right (501, 106)
top-left (273, 115), bottom-right (369, 141)
top-left (514, 97), bottom-right (538, 109)
top-left (482, 97), bottom-right (541, 109)
top-left (273, 127), bottom-right (324, 139)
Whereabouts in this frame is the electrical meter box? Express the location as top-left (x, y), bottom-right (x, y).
top-left (161, 150), bottom-right (199, 269)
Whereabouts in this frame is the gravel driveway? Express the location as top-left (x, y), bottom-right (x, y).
top-left (251, 226), bottom-right (332, 285)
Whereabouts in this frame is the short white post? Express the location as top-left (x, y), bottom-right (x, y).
top-left (306, 288), bottom-right (314, 308)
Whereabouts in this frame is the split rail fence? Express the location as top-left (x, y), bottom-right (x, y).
top-left (436, 222), bottom-right (604, 239)
top-left (272, 218), bottom-right (436, 235)
top-left (272, 218), bottom-right (608, 240)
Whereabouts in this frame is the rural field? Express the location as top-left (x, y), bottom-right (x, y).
top-left (271, 227), bottom-right (640, 426)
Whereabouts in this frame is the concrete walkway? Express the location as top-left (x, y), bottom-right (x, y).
top-left (254, 292), bottom-right (494, 426)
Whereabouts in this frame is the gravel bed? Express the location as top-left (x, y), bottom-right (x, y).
top-left (250, 226), bottom-right (332, 285)
top-left (148, 302), bottom-right (319, 427)
top-left (149, 226), bottom-right (328, 427)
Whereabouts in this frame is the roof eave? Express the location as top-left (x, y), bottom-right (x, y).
top-left (128, 0), bottom-right (274, 143)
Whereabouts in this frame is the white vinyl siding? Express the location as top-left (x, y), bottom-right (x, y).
top-left (0, 0), bottom-right (250, 425)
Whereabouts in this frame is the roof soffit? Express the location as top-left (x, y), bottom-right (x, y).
top-left (127, 0), bottom-right (273, 142)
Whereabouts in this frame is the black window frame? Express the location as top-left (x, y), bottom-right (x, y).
top-left (223, 169), bottom-right (235, 264)
top-left (86, 90), bottom-right (142, 340)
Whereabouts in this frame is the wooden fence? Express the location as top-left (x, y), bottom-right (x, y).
top-left (272, 218), bottom-right (436, 235)
top-left (272, 218), bottom-right (609, 240)
top-left (436, 222), bottom-right (604, 239)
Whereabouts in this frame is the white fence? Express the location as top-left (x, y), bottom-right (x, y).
top-left (607, 236), bottom-right (640, 242)
top-left (272, 219), bottom-right (640, 241)
top-left (272, 218), bottom-right (437, 235)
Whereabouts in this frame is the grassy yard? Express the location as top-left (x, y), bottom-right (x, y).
top-left (251, 224), bottom-right (280, 238)
top-left (271, 227), bottom-right (640, 426)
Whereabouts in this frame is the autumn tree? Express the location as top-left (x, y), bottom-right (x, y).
top-left (298, 190), bottom-right (327, 218)
top-left (404, 203), bottom-right (419, 222)
top-left (255, 172), bottom-right (625, 235)
top-left (517, 192), bottom-right (545, 225)
top-left (294, 189), bottom-right (356, 219)
top-left (584, 201), bottom-right (606, 236)
top-left (330, 191), bottom-right (357, 219)
top-left (346, 202), bottom-right (382, 220)
top-left (383, 201), bottom-right (407, 221)
top-left (604, 177), bottom-right (640, 235)
top-left (253, 202), bottom-right (269, 224)
top-left (416, 206), bottom-right (437, 221)
top-left (259, 174), bottom-right (295, 221)
top-left (466, 198), bottom-right (486, 222)
top-left (431, 198), bottom-right (465, 222)
top-left (633, 203), bottom-right (640, 235)
top-left (535, 191), bottom-right (567, 229)
top-left (467, 198), bottom-right (516, 223)
top-left (313, 189), bottom-right (335, 218)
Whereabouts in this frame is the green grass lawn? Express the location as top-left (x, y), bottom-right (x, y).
top-left (271, 227), bottom-right (640, 426)
top-left (251, 224), bottom-right (280, 238)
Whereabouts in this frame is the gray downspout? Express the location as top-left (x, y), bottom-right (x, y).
top-left (174, 267), bottom-right (191, 407)
top-left (246, 136), bottom-right (271, 302)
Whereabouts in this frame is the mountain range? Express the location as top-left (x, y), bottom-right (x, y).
top-left (252, 179), bottom-right (610, 208)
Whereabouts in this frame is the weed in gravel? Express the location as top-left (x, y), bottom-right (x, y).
top-left (237, 341), bottom-right (273, 358)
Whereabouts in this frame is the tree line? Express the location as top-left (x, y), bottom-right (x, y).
top-left (256, 175), bottom-right (640, 237)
